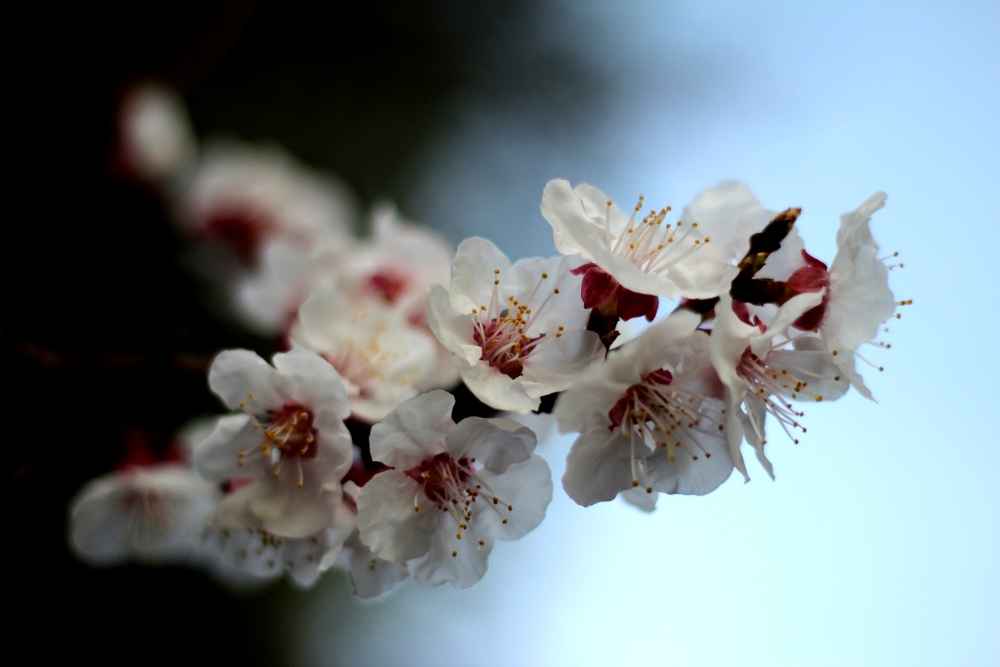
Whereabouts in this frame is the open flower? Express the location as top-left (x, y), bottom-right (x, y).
top-left (541, 180), bottom-right (773, 302)
top-left (711, 293), bottom-right (849, 480)
top-left (331, 203), bottom-right (453, 326)
top-left (555, 310), bottom-right (733, 507)
top-left (177, 140), bottom-right (355, 265)
top-left (194, 348), bottom-right (353, 538)
top-left (754, 193), bottom-right (899, 399)
top-left (68, 464), bottom-right (221, 566)
top-left (292, 284), bottom-right (439, 422)
top-left (427, 237), bottom-right (604, 412)
top-left (356, 391), bottom-right (552, 589)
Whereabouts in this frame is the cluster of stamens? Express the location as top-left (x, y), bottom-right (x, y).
top-left (236, 397), bottom-right (317, 487)
top-left (604, 196), bottom-right (710, 275)
top-left (406, 452), bottom-right (513, 557)
top-left (471, 268), bottom-right (563, 379)
top-left (736, 337), bottom-right (839, 445)
top-left (609, 369), bottom-right (722, 492)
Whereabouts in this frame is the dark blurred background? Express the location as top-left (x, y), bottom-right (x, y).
top-left (3, 1), bottom-right (614, 662)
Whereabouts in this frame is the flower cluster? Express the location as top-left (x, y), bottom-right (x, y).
top-left (68, 85), bottom-right (907, 595)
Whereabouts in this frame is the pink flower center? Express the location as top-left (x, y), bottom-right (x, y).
top-left (470, 268), bottom-right (566, 379)
top-left (473, 319), bottom-right (545, 379)
top-left (607, 367), bottom-right (721, 491)
top-left (366, 270), bottom-right (409, 303)
top-left (238, 401), bottom-right (318, 487)
top-left (735, 340), bottom-right (839, 445)
top-left (203, 201), bottom-right (276, 264)
top-left (404, 452), bottom-right (514, 554)
top-left (786, 250), bottom-right (831, 331)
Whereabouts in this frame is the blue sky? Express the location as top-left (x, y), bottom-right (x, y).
top-left (300, 3), bottom-right (1000, 665)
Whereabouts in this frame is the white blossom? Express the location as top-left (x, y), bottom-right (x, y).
top-left (292, 284), bottom-right (439, 422)
top-left (356, 391), bottom-right (552, 589)
top-left (427, 237), bottom-right (604, 413)
top-left (710, 293), bottom-right (849, 480)
top-left (195, 348), bottom-right (354, 538)
top-left (177, 140), bottom-right (356, 265)
top-left (68, 464), bottom-right (221, 566)
top-left (541, 180), bottom-right (773, 301)
top-left (555, 310), bottom-right (733, 507)
top-left (754, 193), bottom-right (899, 399)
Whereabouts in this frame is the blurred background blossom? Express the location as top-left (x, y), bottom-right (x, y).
top-left (6, 1), bottom-right (998, 665)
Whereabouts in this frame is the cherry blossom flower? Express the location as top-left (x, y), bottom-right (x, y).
top-left (177, 140), bottom-right (356, 265)
top-left (291, 284), bottom-right (439, 422)
top-left (68, 464), bottom-right (221, 566)
top-left (753, 193), bottom-right (899, 399)
top-left (541, 179), bottom-right (773, 303)
top-left (426, 237), bottom-right (604, 413)
top-left (711, 293), bottom-right (849, 480)
top-left (355, 391), bottom-right (552, 589)
top-left (194, 348), bottom-right (354, 538)
top-left (555, 310), bottom-right (733, 507)
top-left (331, 203), bottom-right (453, 326)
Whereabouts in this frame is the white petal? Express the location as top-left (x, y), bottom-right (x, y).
top-left (272, 347), bottom-right (351, 421)
top-left (193, 413), bottom-right (262, 481)
top-left (356, 470), bottom-right (435, 563)
top-left (620, 486), bottom-right (658, 512)
top-left (426, 283), bottom-right (481, 365)
top-left (337, 531), bottom-right (409, 599)
top-left (450, 237), bottom-right (511, 306)
top-left (541, 179), bottom-right (607, 259)
top-left (209, 349), bottom-right (290, 411)
top-left (473, 454), bottom-right (552, 540)
top-left (645, 424), bottom-right (734, 495)
top-left (459, 361), bottom-right (539, 413)
top-left (369, 390), bottom-right (455, 469)
top-left (679, 181), bottom-right (775, 263)
top-left (407, 527), bottom-right (493, 589)
top-left (447, 417), bottom-right (536, 473)
top-left (562, 427), bottom-right (637, 507)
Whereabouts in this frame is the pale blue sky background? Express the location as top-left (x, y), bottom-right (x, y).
top-left (299, 2), bottom-right (1000, 665)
